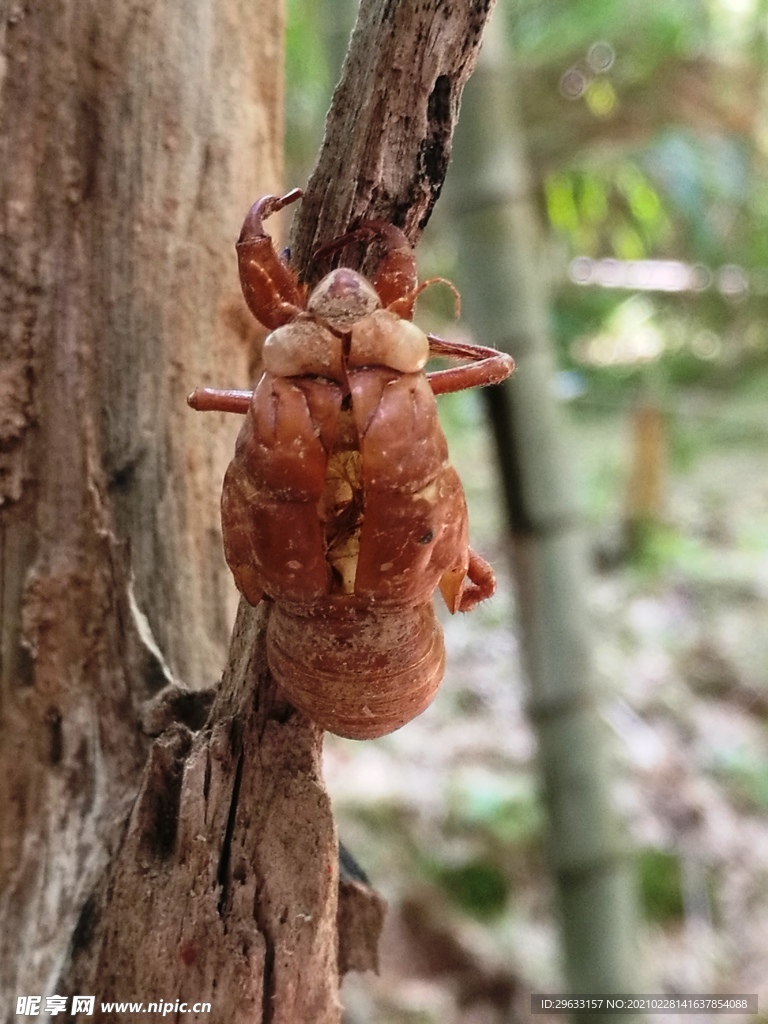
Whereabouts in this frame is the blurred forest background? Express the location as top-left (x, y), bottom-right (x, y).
top-left (287, 1), bottom-right (768, 1021)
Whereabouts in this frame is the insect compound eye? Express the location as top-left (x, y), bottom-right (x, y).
top-left (308, 268), bottom-right (381, 329)
top-left (348, 309), bottom-right (430, 373)
top-left (262, 320), bottom-right (345, 381)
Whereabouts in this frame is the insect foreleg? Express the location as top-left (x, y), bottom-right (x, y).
top-left (438, 546), bottom-right (496, 614)
top-left (237, 190), bottom-right (306, 330)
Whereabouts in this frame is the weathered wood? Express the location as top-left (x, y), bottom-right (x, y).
top-left (63, 604), bottom-right (341, 1023)
top-left (291, 0), bottom-right (496, 278)
top-left (0, 0), bottom-right (283, 1010)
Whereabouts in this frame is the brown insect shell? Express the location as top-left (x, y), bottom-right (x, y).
top-left (345, 368), bottom-right (470, 605)
top-left (260, 270), bottom-right (430, 380)
top-left (267, 602), bottom-right (446, 739)
top-left (221, 372), bottom-right (342, 608)
top-left (221, 266), bottom-right (472, 738)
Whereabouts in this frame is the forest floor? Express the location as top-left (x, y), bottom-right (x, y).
top-left (324, 378), bottom-right (768, 1024)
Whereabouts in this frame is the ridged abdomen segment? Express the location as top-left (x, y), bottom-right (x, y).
top-left (267, 602), bottom-right (446, 739)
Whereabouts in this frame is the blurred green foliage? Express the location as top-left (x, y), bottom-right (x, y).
top-left (288, 2), bottom-right (768, 992)
top-left (428, 857), bottom-right (510, 920)
top-left (627, 523), bottom-right (712, 579)
top-left (711, 747), bottom-right (768, 810)
top-left (285, 0), bottom-right (332, 181)
top-left (508, 0), bottom-right (768, 396)
top-left (511, 0), bottom-right (709, 65)
top-left (637, 848), bottom-right (685, 922)
top-left (447, 772), bottom-right (544, 848)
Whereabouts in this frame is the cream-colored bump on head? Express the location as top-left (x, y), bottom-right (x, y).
top-left (262, 320), bottom-right (345, 380)
top-left (349, 309), bottom-right (430, 373)
top-left (308, 268), bottom-right (381, 329)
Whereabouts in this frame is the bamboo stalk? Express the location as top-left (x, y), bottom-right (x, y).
top-left (449, 13), bottom-right (643, 1016)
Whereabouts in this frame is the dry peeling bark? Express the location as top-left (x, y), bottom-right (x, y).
top-left (291, 0), bottom-right (497, 276)
top-left (1, 0), bottom-right (496, 1020)
top-left (63, 604), bottom-right (340, 1022)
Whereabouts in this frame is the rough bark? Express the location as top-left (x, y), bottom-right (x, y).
top-left (2, 0), bottom-right (496, 1020)
top-left (0, 0), bottom-right (282, 1012)
top-left (62, 603), bottom-right (340, 1023)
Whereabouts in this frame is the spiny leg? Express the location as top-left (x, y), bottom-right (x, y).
top-left (426, 334), bottom-right (514, 395)
top-left (237, 189), bottom-right (306, 330)
top-left (456, 549), bottom-right (496, 612)
top-left (439, 547), bottom-right (497, 613)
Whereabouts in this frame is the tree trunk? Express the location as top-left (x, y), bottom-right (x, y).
top-left (449, 14), bottom-right (643, 1017)
top-left (0, 0), bottom-right (283, 1013)
top-left (2, 1), bottom-right (497, 1021)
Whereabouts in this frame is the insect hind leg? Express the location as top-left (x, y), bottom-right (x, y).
top-left (457, 549), bottom-right (496, 612)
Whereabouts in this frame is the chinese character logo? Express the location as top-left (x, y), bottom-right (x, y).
top-left (72, 996), bottom-right (96, 1015)
top-left (16, 997), bottom-right (41, 1016)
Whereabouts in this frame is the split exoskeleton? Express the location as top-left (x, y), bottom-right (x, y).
top-left (189, 189), bottom-right (514, 739)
